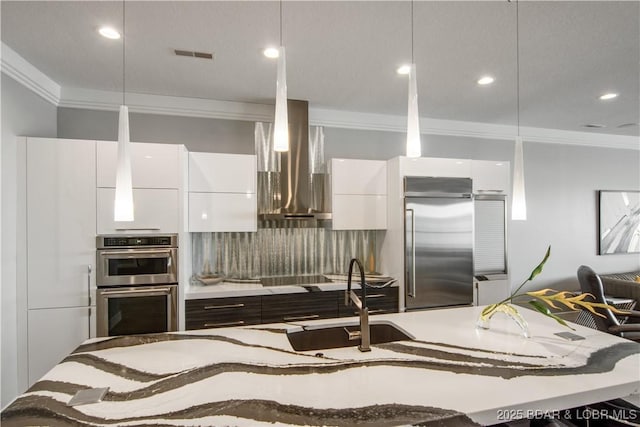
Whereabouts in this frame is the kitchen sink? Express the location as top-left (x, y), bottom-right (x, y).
top-left (286, 321), bottom-right (414, 351)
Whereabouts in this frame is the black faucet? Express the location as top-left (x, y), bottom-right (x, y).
top-left (346, 258), bottom-right (370, 352)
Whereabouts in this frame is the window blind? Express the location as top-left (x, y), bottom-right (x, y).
top-left (474, 199), bottom-right (506, 274)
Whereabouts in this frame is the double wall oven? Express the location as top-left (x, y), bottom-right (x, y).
top-left (96, 234), bottom-right (178, 337)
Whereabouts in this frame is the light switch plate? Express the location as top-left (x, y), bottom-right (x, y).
top-left (67, 387), bottom-right (109, 406)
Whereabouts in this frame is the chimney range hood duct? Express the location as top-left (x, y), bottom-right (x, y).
top-left (258, 100), bottom-right (331, 222)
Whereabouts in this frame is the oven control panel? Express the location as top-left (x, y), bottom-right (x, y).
top-left (97, 234), bottom-right (177, 249)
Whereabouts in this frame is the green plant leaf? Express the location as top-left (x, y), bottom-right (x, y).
top-left (528, 299), bottom-right (575, 330)
top-left (527, 246), bottom-right (551, 281)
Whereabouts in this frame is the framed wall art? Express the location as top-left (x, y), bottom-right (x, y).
top-left (598, 190), bottom-right (640, 255)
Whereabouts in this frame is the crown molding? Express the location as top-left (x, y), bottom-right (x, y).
top-left (3, 43), bottom-right (638, 151)
top-left (1, 43), bottom-right (61, 105)
top-left (59, 87), bottom-right (275, 122)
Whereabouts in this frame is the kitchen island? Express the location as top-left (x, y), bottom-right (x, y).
top-left (2, 306), bottom-right (639, 426)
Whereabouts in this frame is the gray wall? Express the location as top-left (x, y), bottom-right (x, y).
top-left (58, 108), bottom-right (254, 154)
top-left (1, 74), bottom-right (57, 408)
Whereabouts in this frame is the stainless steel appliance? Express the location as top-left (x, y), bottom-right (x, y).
top-left (404, 177), bottom-right (474, 310)
top-left (96, 234), bottom-right (178, 337)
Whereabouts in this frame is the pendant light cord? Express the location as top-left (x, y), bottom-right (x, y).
top-left (122, 0), bottom-right (125, 106)
top-left (411, 0), bottom-right (415, 63)
top-left (279, 0), bottom-right (283, 46)
top-left (515, 0), bottom-right (520, 137)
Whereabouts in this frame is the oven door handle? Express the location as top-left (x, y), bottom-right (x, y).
top-left (100, 249), bottom-right (172, 257)
top-left (100, 287), bottom-right (173, 297)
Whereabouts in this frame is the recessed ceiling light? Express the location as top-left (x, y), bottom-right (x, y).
top-left (583, 123), bottom-right (606, 129)
top-left (263, 47), bottom-right (279, 58)
top-left (599, 93), bottom-right (618, 100)
top-left (477, 76), bottom-right (495, 85)
top-left (396, 65), bottom-right (411, 75)
top-left (98, 26), bottom-right (120, 40)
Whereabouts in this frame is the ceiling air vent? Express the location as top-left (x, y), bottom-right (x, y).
top-left (174, 49), bottom-right (213, 60)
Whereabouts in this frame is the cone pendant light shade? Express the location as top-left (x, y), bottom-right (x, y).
top-left (273, 46), bottom-right (289, 152)
top-left (114, 105), bottom-right (134, 221)
top-left (406, 63), bottom-right (421, 158)
top-left (511, 136), bottom-right (527, 221)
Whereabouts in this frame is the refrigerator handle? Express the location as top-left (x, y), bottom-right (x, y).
top-left (406, 208), bottom-right (416, 298)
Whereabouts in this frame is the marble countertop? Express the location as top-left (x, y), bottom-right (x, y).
top-left (186, 279), bottom-right (397, 299)
top-left (2, 306), bottom-right (639, 426)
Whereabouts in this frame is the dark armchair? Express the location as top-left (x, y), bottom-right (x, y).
top-left (577, 265), bottom-right (640, 342)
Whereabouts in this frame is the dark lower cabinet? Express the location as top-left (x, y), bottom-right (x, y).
top-left (262, 292), bottom-right (338, 323)
top-left (185, 295), bottom-right (261, 330)
top-left (185, 287), bottom-right (399, 330)
top-left (338, 287), bottom-right (399, 318)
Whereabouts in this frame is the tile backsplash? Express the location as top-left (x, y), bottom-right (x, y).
top-left (191, 229), bottom-right (379, 279)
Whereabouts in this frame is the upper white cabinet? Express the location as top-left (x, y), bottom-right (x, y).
top-left (400, 157), bottom-right (471, 178)
top-left (97, 141), bottom-right (181, 189)
top-left (188, 193), bottom-right (257, 232)
top-left (26, 138), bottom-right (96, 310)
top-left (189, 152), bottom-right (256, 193)
top-left (96, 141), bottom-right (182, 233)
top-left (331, 159), bottom-right (387, 230)
top-left (331, 159), bottom-right (386, 195)
top-left (97, 188), bottom-right (180, 234)
top-left (471, 160), bottom-right (510, 194)
top-left (188, 152), bottom-right (257, 232)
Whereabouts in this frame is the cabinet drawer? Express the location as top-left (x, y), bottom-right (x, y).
top-left (262, 293), bottom-right (338, 323)
top-left (185, 296), bottom-right (261, 330)
top-left (338, 287), bottom-right (399, 317)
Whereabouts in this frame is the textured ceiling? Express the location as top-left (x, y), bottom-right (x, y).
top-left (2, 1), bottom-right (639, 136)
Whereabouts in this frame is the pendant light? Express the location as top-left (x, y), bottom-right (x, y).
top-left (511, 0), bottom-right (526, 221)
top-left (273, 0), bottom-right (289, 152)
top-left (114, 0), bottom-right (134, 221)
top-left (405, 0), bottom-right (421, 158)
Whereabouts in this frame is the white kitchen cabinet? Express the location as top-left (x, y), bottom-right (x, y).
top-left (188, 192), bottom-right (257, 232)
top-left (332, 194), bottom-right (387, 230)
top-left (331, 159), bottom-right (386, 195)
top-left (26, 138), bottom-right (96, 310)
top-left (23, 137), bottom-right (97, 388)
top-left (331, 159), bottom-right (387, 230)
top-left (400, 157), bottom-right (471, 178)
top-left (187, 152), bottom-right (257, 232)
top-left (474, 279), bottom-right (510, 306)
top-left (471, 160), bottom-right (510, 194)
top-left (28, 306), bottom-right (94, 386)
top-left (97, 141), bottom-right (181, 189)
top-left (189, 152), bottom-right (256, 193)
top-left (97, 188), bottom-right (180, 233)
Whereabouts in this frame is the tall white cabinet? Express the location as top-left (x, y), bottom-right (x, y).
top-left (24, 137), bottom-right (96, 386)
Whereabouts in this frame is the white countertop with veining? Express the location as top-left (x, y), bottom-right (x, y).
top-left (2, 306), bottom-right (638, 426)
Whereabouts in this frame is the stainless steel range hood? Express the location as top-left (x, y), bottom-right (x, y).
top-left (259, 100), bottom-right (331, 222)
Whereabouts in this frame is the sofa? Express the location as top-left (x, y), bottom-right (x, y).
top-left (600, 271), bottom-right (640, 309)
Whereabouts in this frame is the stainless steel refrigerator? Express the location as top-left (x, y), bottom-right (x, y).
top-left (404, 176), bottom-right (474, 310)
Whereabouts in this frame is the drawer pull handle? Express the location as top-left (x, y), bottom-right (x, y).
top-left (366, 294), bottom-right (386, 299)
top-left (204, 321), bottom-right (245, 328)
top-left (204, 303), bottom-right (245, 310)
top-left (283, 314), bottom-right (320, 322)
